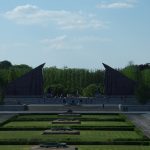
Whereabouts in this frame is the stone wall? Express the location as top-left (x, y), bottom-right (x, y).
top-left (28, 104), bottom-right (119, 111)
top-left (122, 105), bottom-right (150, 111)
top-left (0, 105), bottom-right (25, 111)
top-left (4, 96), bottom-right (141, 105)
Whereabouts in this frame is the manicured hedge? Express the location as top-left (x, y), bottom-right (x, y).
top-left (14, 117), bottom-right (125, 121)
top-left (0, 126), bottom-right (135, 131)
top-left (2, 121), bottom-right (132, 128)
top-left (0, 139), bottom-right (149, 145)
top-left (0, 113), bottom-right (149, 147)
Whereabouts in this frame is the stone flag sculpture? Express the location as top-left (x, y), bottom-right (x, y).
top-left (5, 63), bottom-right (45, 97)
top-left (103, 63), bottom-right (136, 95)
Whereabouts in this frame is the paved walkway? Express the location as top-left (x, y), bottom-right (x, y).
top-left (0, 111), bottom-right (150, 114)
top-left (127, 114), bottom-right (150, 138)
top-left (0, 114), bottom-right (16, 124)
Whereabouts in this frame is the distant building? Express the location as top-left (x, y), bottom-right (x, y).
top-left (5, 63), bottom-right (45, 97)
top-left (103, 63), bottom-right (136, 96)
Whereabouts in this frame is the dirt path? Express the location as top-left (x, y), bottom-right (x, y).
top-left (127, 113), bottom-right (150, 138)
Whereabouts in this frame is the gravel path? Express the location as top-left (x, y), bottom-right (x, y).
top-left (127, 113), bottom-right (150, 138)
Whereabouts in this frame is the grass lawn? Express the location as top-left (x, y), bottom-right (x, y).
top-left (0, 145), bottom-right (150, 150)
top-left (0, 145), bottom-right (29, 150)
top-left (2, 121), bottom-right (132, 128)
top-left (0, 131), bottom-right (143, 142)
top-left (0, 114), bottom-right (148, 148)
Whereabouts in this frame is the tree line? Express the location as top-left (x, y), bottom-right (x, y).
top-left (43, 66), bottom-right (104, 97)
top-left (0, 60), bottom-right (150, 103)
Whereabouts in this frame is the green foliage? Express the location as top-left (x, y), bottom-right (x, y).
top-left (0, 130), bottom-right (142, 143)
top-left (0, 114), bottom-right (148, 146)
top-left (0, 60), bottom-right (12, 69)
top-left (83, 84), bottom-right (98, 97)
top-left (13, 64), bottom-right (32, 70)
top-left (135, 83), bottom-right (150, 104)
top-left (46, 84), bottom-right (65, 97)
top-left (122, 62), bottom-right (150, 104)
top-left (14, 114), bottom-right (124, 121)
top-left (0, 145), bottom-right (29, 150)
top-left (0, 64), bottom-right (31, 85)
top-left (3, 121), bottom-right (131, 129)
top-left (7, 69), bottom-right (17, 82)
top-left (121, 64), bottom-right (139, 81)
top-left (0, 60), bottom-right (150, 98)
top-left (43, 67), bottom-right (104, 96)
top-left (141, 69), bottom-right (150, 88)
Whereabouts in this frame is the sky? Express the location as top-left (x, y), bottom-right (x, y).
top-left (0, 0), bottom-right (150, 69)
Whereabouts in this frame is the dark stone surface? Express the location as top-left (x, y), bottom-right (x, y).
top-left (0, 105), bottom-right (25, 111)
top-left (5, 64), bottom-right (45, 96)
top-left (103, 63), bottom-right (136, 96)
top-left (5, 96), bottom-right (142, 105)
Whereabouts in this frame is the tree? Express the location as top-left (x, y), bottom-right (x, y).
top-left (7, 69), bottom-right (17, 82)
top-left (122, 65), bottom-right (139, 82)
top-left (13, 64), bottom-right (32, 70)
top-left (46, 84), bottom-right (65, 97)
top-left (0, 60), bottom-right (12, 69)
top-left (135, 83), bottom-right (150, 104)
top-left (141, 69), bottom-right (150, 88)
top-left (83, 84), bottom-right (98, 97)
top-left (99, 83), bottom-right (104, 94)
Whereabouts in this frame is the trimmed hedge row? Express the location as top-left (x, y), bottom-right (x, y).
top-left (14, 118), bottom-right (125, 122)
top-left (18, 113), bottom-right (120, 115)
top-left (0, 126), bottom-right (135, 131)
top-left (0, 139), bottom-right (149, 145)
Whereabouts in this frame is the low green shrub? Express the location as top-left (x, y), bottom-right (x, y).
top-left (0, 139), bottom-right (149, 145)
top-left (0, 126), bottom-right (135, 131)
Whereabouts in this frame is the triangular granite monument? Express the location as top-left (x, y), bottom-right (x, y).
top-left (5, 63), bottom-right (45, 97)
top-left (103, 63), bottom-right (136, 95)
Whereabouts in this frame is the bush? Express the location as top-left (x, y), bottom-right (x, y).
top-left (46, 84), bottom-right (65, 97)
top-left (83, 84), bottom-right (98, 97)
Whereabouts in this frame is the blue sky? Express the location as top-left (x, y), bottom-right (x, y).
top-left (0, 0), bottom-right (150, 69)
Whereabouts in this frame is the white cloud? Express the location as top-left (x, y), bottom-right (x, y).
top-left (97, 2), bottom-right (133, 9)
top-left (3, 4), bottom-right (106, 30)
top-left (41, 35), bottom-right (67, 50)
top-left (77, 36), bottom-right (112, 43)
top-left (97, 0), bottom-right (137, 9)
top-left (41, 35), bottom-right (112, 51)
